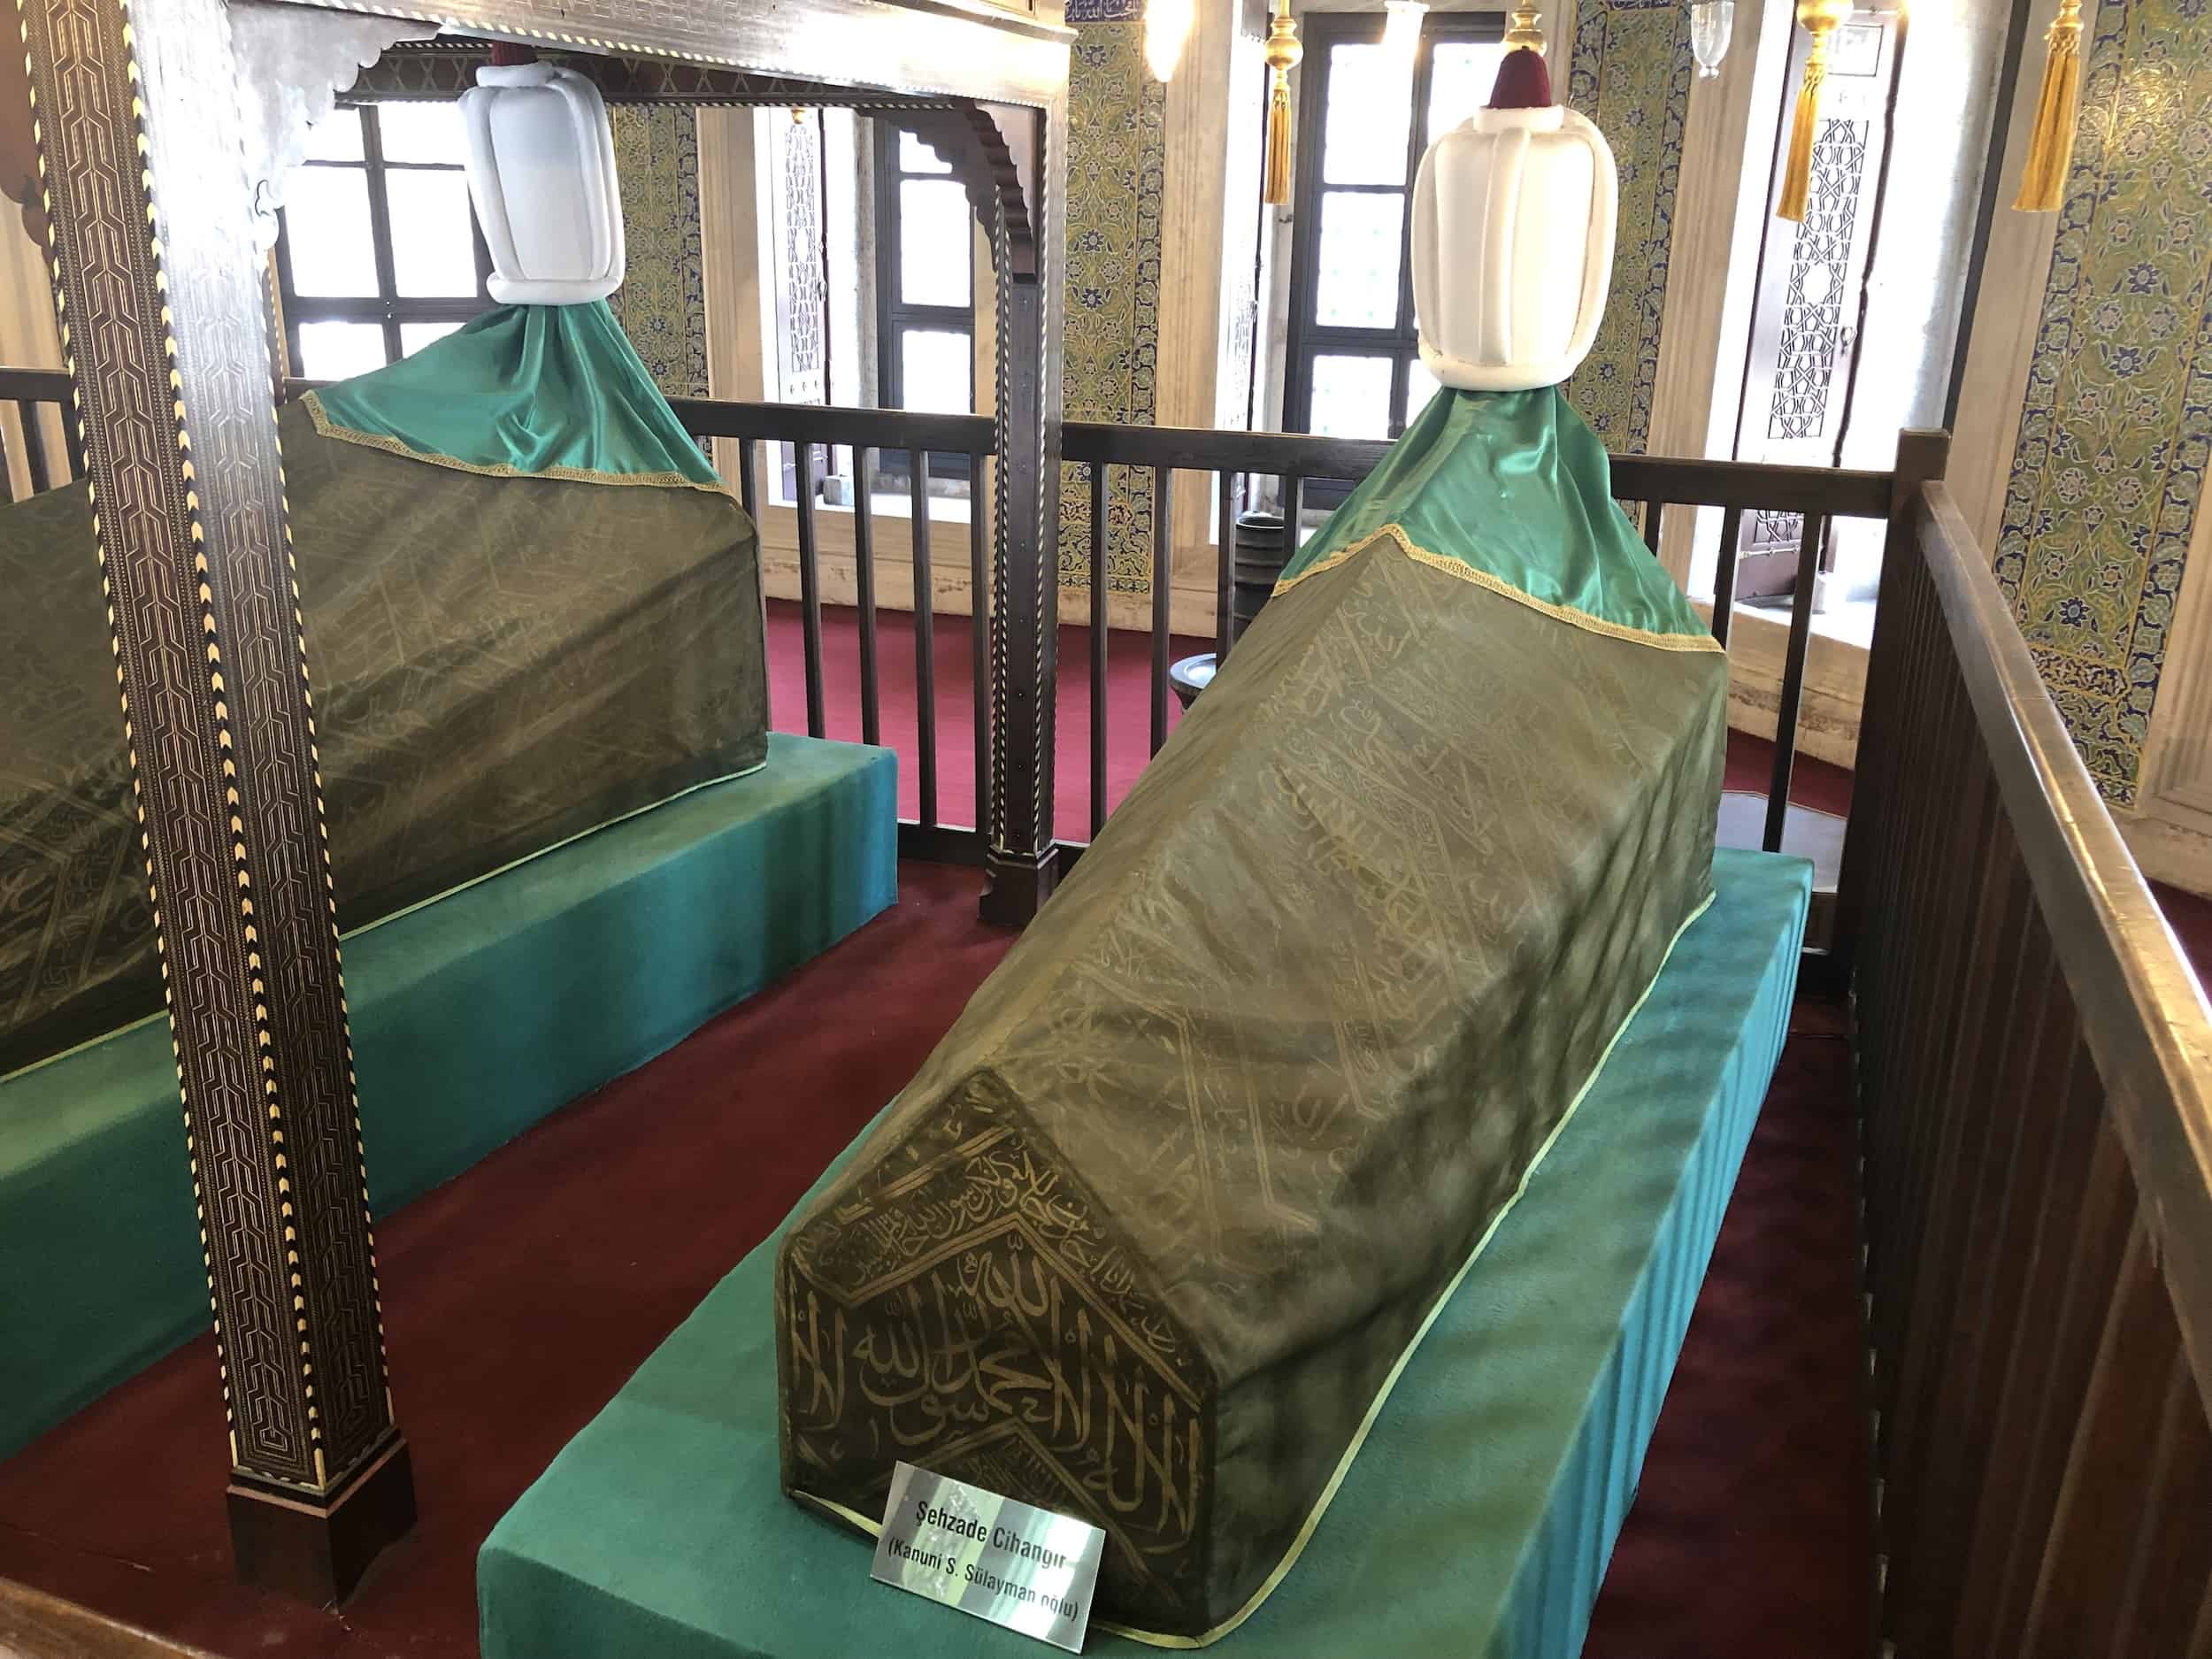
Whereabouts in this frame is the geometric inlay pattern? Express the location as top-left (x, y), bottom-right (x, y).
top-left (21, 0), bottom-right (394, 1493)
top-left (1766, 117), bottom-right (1866, 443)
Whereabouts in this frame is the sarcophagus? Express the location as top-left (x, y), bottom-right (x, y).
top-left (776, 380), bottom-right (1729, 1643)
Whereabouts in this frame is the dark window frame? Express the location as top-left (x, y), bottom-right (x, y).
top-left (275, 102), bottom-right (495, 375)
top-left (1284, 12), bottom-right (1506, 488)
top-left (872, 119), bottom-right (977, 485)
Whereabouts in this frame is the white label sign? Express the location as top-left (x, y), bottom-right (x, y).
top-left (871, 1461), bottom-right (1105, 1652)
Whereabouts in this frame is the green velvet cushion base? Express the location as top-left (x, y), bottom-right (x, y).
top-left (0, 735), bottom-right (895, 1461)
top-left (478, 848), bottom-right (1811, 1659)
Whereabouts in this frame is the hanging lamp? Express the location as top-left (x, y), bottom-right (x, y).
top-left (1689, 0), bottom-right (1735, 78)
top-left (2013, 0), bottom-right (2083, 211)
top-left (1776, 0), bottom-right (1852, 221)
top-left (1261, 0), bottom-right (1303, 205)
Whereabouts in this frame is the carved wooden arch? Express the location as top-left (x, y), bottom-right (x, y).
top-left (332, 44), bottom-right (1044, 288)
top-left (330, 48), bottom-right (1063, 908)
top-left (889, 105), bottom-right (1039, 284)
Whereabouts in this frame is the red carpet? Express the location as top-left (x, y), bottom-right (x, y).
top-left (1584, 997), bottom-right (1869, 1656)
top-left (764, 599), bottom-right (1209, 834)
top-left (0, 854), bottom-right (1870, 1659)
top-left (0, 868), bottom-right (1007, 1659)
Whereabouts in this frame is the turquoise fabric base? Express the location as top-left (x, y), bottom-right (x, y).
top-left (478, 848), bottom-right (1811, 1659)
top-left (0, 735), bottom-right (895, 1461)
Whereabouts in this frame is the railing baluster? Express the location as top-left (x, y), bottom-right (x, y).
top-left (971, 455), bottom-right (989, 835)
top-left (1151, 466), bottom-right (1173, 757)
top-left (18, 402), bottom-right (50, 496)
top-left (60, 402), bottom-right (83, 481)
top-left (853, 447), bottom-right (881, 748)
top-left (1711, 504), bottom-right (1743, 647)
top-left (910, 449), bottom-right (938, 829)
top-left (736, 436), bottom-right (758, 523)
top-left (1215, 471), bottom-right (1236, 663)
top-left (1283, 474), bottom-right (1304, 558)
top-left (795, 442), bottom-right (826, 740)
top-left (1090, 461), bottom-right (1109, 839)
top-left (1763, 511), bottom-right (1827, 852)
top-left (0, 407), bottom-right (15, 506)
top-left (1642, 499), bottom-right (1664, 558)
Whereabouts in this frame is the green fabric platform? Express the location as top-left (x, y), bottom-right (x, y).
top-left (0, 734), bottom-right (895, 1461)
top-left (479, 847), bottom-right (1811, 1659)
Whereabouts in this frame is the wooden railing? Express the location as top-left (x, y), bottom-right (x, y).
top-left (1836, 463), bottom-right (2212, 1655)
top-left (1059, 419), bottom-right (1894, 858)
top-left (0, 366), bottom-right (83, 498)
top-left (19, 366), bottom-right (1898, 920)
top-left (261, 380), bottom-right (1892, 887)
top-left (670, 396), bottom-right (998, 864)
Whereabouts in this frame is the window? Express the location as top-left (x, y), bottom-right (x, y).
top-left (276, 103), bottom-right (492, 380)
top-left (1285, 15), bottom-right (1508, 457)
top-left (872, 123), bottom-right (976, 417)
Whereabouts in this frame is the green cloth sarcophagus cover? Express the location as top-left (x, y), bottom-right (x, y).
top-left (0, 304), bottom-right (764, 1072)
top-left (775, 387), bottom-right (1725, 1644)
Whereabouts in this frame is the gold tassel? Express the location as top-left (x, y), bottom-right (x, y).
top-left (1263, 78), bottom-right (1294, 204)
top-left (1262, 0), bottom-right (1302, 206)
top-left (1777, 0), bottom-right (1851, 223)
top-left (2014, 0), bottom-right (2083, 212)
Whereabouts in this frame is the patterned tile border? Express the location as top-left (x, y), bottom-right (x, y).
top-left (1058, 15), bottom-right (1165, 595)
top-left (1564, 0), bottom-right (1694, 454)
top-left (1993, 0), bottom-right (2212, 806)
top-left (609, 106), bottom-right (711, 398)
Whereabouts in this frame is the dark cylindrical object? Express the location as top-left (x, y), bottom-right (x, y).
top-left (1230, 508), bottom-right (1290, 646)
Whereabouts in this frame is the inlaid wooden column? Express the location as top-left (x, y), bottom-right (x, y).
top-left (19, 0), bottom-right (412, 1601)
top-left (977, 96), bottom-right (1066, 927)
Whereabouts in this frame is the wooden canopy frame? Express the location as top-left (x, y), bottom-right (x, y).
top-left (14, 0), bottom-right (1071, 1601)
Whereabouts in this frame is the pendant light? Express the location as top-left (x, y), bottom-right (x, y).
top-left (1689, 0), bottom-right (1735, 78)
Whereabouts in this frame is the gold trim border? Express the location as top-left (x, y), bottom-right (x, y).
top-left (1275, 523), bottom-right (1726, 655)
top-left (798, 882), bottom-right (1722, 1648)
top-left (301, 391), bottom-right (732, 495)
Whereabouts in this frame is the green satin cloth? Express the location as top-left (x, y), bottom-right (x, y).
top-left (305, 301), bottom-right (720, 488)
top-left (1279, 387), bottom-right (1709, 644)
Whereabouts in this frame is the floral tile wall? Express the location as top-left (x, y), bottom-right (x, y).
top-left (1564, 0), bottom-right (1694, 452)
top-left (608, 106), bottom-right (710, 399)
top-left (1059, 0), bottom-right (1167, 595)
top-left (1994, 0), bottom-right (2212, 807)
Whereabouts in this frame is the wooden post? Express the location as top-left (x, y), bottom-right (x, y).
top-left (1831, 426), bottom-right (1953, 987)
top-left (20, 0), bottom-right (412, 1601)
top-left (977, 97), bottom-right (1066, 927)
